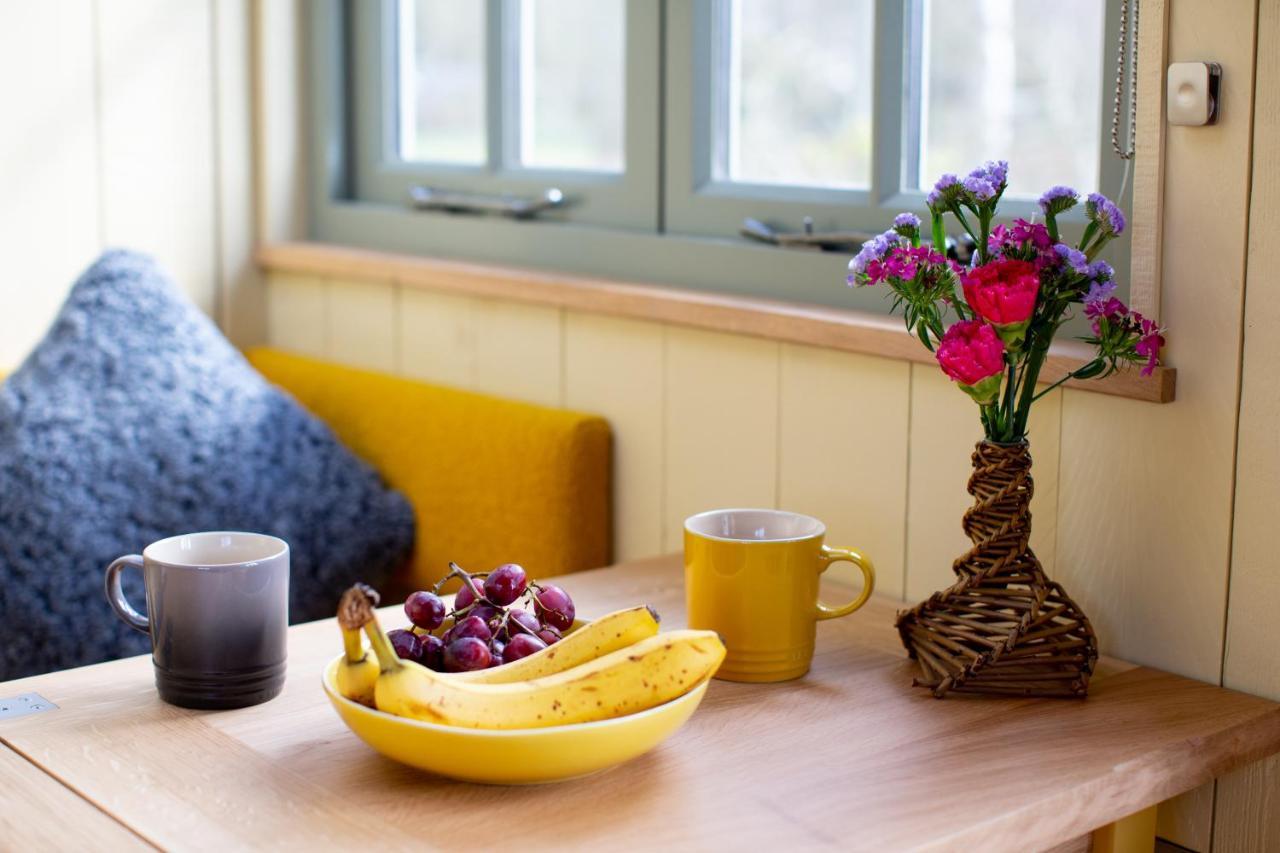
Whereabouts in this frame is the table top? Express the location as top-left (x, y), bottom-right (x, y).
top-left (3, 554), bottom-right (1279, 852)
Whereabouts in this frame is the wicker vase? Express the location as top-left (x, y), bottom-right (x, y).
top-left (896, 440), bottom-right (1098, 698)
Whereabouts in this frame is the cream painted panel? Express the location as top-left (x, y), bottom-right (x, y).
top-left (0, 1), bottom-right (99, 368)
top-left (1216, 0), bottom-right (1280, 847)
top-left (903, 366), bottom-right (984, 601)
top-left (1215, 759), bottom-right (1280, 852)
top-left (253, 0), bottom-right (307, 244)
top-left (397, 288), bottom-right (478, 389)
top-left (663, 328), bottom-right (780, 552)
top-left (265, 273), bottom-right (327, 358)
top-left (471, 300), bottom-right (563, 407)
top-left (97, 0), bottom-right (218, 315)
top-left (564, 313), bottom-right (666, 561)
top-left (1055, 0), bottom-right (1254, 685)
top-left (214, 0), bottom-right (264, 348)
top-left (326, 279), bottom-right (397, 372)
top-left (778, 345), bottom-right (909, 599)
top-left (1025, 389), bottom-right (1061, 574)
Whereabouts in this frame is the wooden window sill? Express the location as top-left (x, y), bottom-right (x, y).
top-left (256, 242), bottom-right (1175, 404)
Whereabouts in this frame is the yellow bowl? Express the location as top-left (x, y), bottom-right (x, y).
top-left (321, 656), bottom-right (709, 784)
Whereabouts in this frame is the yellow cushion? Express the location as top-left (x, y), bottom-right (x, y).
top-left (246, 348), bottom-right (612, 592)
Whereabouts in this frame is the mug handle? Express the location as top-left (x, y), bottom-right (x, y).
top-left (104, 555), bottom-right (150, 633)
top-left (815, 546), bottom-right (876, 621)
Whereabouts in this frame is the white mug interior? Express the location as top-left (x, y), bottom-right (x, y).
top-left (144, 531), bottom-right (288, 568)
top-left (685, 509), bottom-right (825, 543)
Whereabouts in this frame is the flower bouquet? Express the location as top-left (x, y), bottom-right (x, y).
top-left (847, 162), bottom-right (1166, 698)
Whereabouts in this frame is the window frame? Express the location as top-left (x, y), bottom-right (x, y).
top-left (308, 0), bottom-right (1134, 315)
top-left (349, 0), bottom-right (662, 231)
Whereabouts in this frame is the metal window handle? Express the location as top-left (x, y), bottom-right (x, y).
top-left (409, 186), bottom-right (567, 219)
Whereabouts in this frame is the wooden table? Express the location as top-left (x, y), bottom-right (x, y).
top-left (3, 555), bottom-right (1279, 851)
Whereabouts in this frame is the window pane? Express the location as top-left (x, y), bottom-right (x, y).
top-left (916, 0), bottom-right (1105, 197)
top-left (518, 0), bottom-right (625, 172)
top-left (398, 0), bottom-right (486, 164)
top-left (724, 0), bottom-right (874, 189)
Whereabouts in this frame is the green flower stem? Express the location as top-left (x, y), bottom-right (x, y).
top-left (1045, 211), bottom-right (1060, 243)
top-left (1030, 358), bottom-right (1106, 403)
top-left (931, 212), bottom-right (946, 256)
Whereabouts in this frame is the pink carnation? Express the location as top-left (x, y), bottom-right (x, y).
top-left (936, 320), bottom-right (1005, 400)
top-left (961, 259), bottom-right (1040, 327)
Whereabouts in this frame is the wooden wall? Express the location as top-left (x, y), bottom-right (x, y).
top-left (0, 0), bottom-right (259, 369)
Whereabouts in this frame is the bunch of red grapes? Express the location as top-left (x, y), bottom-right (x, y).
top-left (386, 562), bottom-right (576, 673)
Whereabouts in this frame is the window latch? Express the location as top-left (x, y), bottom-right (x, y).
top-left (409, 186), bottom-right (567, 219)
top-left (741, 217), bottom-right (976, 263)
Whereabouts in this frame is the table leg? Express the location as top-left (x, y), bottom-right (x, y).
top-left (1091, 805), bottom-right (1157, 853)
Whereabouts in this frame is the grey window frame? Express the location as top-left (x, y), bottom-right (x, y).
top-left (309, 0), bottom-right (1130, 315)
top-left (351, 0), bottom-right (661, 230)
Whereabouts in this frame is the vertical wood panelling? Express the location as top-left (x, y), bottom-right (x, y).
top-left (904, 366), bottom-right (985, 601)
top-left (326, 279), bottom-right (396, 371)
top-left (266, 273), bottom-right (327, 358)
top-left (214, 0), bottom-right (264, 348)
top-left (397, 289), bottom-right (478, 388)
top-left (663, 328), bottom-right (779, 552)
top-left (564, 313), bottom-right (666, 561)
top-left (0, 0), bottom-right (99, 369)
top-left (1025, 389), bottom-right (1062, 573)
top-left (96, 0), bottom-right (218, 314)
top-left (778, 345), bottom-right (909, 599)
top-left (1216, 0), bottom-right (1280, 847)
top-left (253, 0), bottom-right (307, 245)
top-left (471, 300), bottom-right (563, 406)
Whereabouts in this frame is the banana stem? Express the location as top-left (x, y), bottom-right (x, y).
top-left (362, 614), bottom-right (403, 674)
top-left (342, 627), bottom-right (365, 663)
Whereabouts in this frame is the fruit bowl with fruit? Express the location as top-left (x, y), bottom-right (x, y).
top-left (324, 563), bottom-right (724, 784)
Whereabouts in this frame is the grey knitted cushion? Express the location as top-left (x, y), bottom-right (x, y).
top-left (0, 250), bottom-right (415, 680)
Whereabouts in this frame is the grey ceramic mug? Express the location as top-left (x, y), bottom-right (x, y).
top-left (105, 531), bottom-right (290, 710)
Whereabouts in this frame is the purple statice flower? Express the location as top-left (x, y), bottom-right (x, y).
top-left (893, 212), bottom-right (921, 230)
top-left (1039, 185), bottom-right (1079, 217)
top-left (1083, 279), bottom-right (1118, 306)
top-left (892, 212), bottom-right (922, 241)
top-left (1053, 243), bottom-right (1090, 275)
top-left (963, 175), bottom-right (996, 202)
top-left (927, 174), bottom-right (961, 211)
top-left (978, 159), bottom-right (1009, 188)
top-left (1087, 260), bottom-right (1114, 281)
top-left (1086, 192), bottom-right (1127, 235)
top-left (847, 229), bottom-right (906, 284)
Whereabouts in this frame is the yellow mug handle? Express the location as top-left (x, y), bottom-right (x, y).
top-left (815, 545), bottom-right (876, 620)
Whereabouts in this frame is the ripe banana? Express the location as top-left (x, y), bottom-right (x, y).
top-left (346, 587), bottom-right (724, 729)
top-left (335, 584), bottom-right (381, 707)
top-left (453, 605), bottom-right (661, 684)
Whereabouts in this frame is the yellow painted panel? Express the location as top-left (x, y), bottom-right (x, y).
top-left (564, 313), bottom-right (665, 561)
top-left (265, 273), bottom-right (327, 358)
top-left (98, 0), bottom-right (217, 315)
top-left (904, 366), bottom-right (984, 601)
top-left (398, 288), bottom-right (477, 389)
top-left (663, 327), bottom-right (779, 552)
top-left (779, 344), bottom-right (909, 599)
top-left (472, 300), bottom-right (563, 407)
top-left (326, 279), bottom-right (397, 372)
top-left (0, 0), bottom-right (99, 368)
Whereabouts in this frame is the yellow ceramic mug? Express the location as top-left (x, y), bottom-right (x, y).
top-left (684, 509), bottom-right (875, 683)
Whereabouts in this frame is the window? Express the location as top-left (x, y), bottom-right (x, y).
top-left (318, 0), bottom-right (1128, 310)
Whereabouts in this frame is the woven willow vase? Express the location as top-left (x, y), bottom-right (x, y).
top-left (896, 440), bottom-right (1099, 698)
